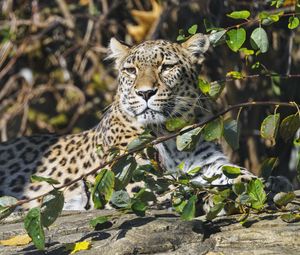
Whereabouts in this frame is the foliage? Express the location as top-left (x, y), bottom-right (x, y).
top-left (0, 0), bottom-right (300, 251)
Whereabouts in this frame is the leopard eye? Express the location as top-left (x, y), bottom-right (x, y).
top-left (123, 67), bottom-right (136, 75)
top-left (161, 63), bottom-right (177, 72)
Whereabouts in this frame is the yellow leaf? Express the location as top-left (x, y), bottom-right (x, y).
top-left (0, 234), bottom-right (32, 246)
top-left (65, 241), bottom-right (92, 254)
top-left (127, 0), bottom-right (162, 42)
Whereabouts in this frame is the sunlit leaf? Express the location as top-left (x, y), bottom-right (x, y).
top-left (270, 0), bottom-right (284, 8)
top-left (209, 30), bottom-right (226, 46)
top-left (89, 216), bottom-right (109, 228)
top-left (198, 78), bottom-right (211, 94)
top-left (288, 16), bottom-right (300, 29)
top-left (41, 190), bottom-right (64, 227)
top-left (260, 157), bottom-right (278, 179)
top-left (0, 196), bottom-right (17, 220)
top-left (188, 24), bottom-right (198, 35)
top-left (203, 117), bottom-right (223, 141)
top-left (30, 175), bottom-right (60, 185)
top-left (187, 166), bottom-right (202, 176)
top-left (176, 126), bottom-right (203, 151)
top-left (227, 10), bottom-right (250, 19)
top-left (226, 71), bottom-right (244, 79)
top-left (24, 208), bottom-right (45, 250)
top-left (247, 179), bottom-right (266, 210)
top-left (279, 114), bottom-right (300, 142)
top-left (92, 169), bottom-right (115, 209)
top-left (165, 118), bottom-right (189, 132)
top-left (273, 192), bottom-right (296, 207)
top-left (226, 28), bottom-right (246, 52)
top-left (181, 195), bottom-right (197, 221)
top-left (260, 113), bottom-right (280, 140)
top-left (0, 234), bottom-right (31, 246)
top-left (206, 202), bottom-right (225, 221)
top-left (209, 81), bottom-right (225, 99)
top-left (259, 11), bottom-right (283, 25)
top-left (222, 165), bottom-right (241, 178)
top-left (65, 241), bottom-right (92, 254)
top-left (224, 118), bottom-right (240, 150)
top-left (250, 27), bottom-right (269, 53)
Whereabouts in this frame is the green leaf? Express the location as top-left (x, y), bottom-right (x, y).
top-left (247, 179), bottom-right (266, 210)
top-left (222, 165), bottom-right (241, 178)
top-left (288, 16), bottom-right (300, 29)
top-left (239, 47), bottom-right (254, 56)
top-left (131, 200), bottom-right (147, 216)
top-left (273, 192), bottom-right (296, 207)
top-left (187, 166), bottom-right (202, 176)
top-left (181, 195), bottom-right (197, 221)
top-left (165, 118), bottom-right (189, 132)
top-left (110, 190), bottom-right (131, 208)
top-left (127, 131), bottom-right (154, 151)
top-left (227, 10), bottom-right (250, 20)
top-left (200, 174), bottom-right (222, 183)
top-left (213, 189), bottom-right (231, 204)
top-left (226, 71), bottom-right (244, 79)
top-left (203, 117), bottom-right (223, 142)
top-left (24, 208), bottom-right (45, 250)
top-left (208, 81), bottom-right (225, 99)
top-left (176, 34), bottom-right (186, 42)
top-left (198, 78), bottom-right (211, 94)
top-left (206, 202), bottom-right (225, 221)
top-left (188, 24), bottom-right (198, 35)
top-left (260, 113), bottom-right (280, 140)
top-left (176, 126), bottom-right (203, 151)
top-left (260, 157), bottom-right (278, 179)
top-left (226, 28), bottom-right (246, 52)
top-left (271, 0), bottom-right (284, 8)
top-left (41, 190), bottom-right (64, 227)
top-left (90, 216), bottom-right (109, 228)
top-left (92, 169), bottom-right (115, 209)
top-left (0, 196), bottom-right (17, 220)
top-left (134, 188), bottom-right (157, 203)
top-left (280, 213), bottom-right (300, 223)
top-left (209, 30), bottom-right (226, 46)
top-left (279, 114), bottom-right (300, 142)
top-left (173, 199), bottom-right (187, 213)
top-left (259, 11), bottom-right (284, 25)
top-left (232, 182), bottom-right (246, 195)
top-left (30, 175), bottom-right (60, 185)
top-left (111, 155), bottom-right (137, 190)
top-left (251, 61), bottom-right (261, 69)
top-left (250, 27), bottom-right (269, 53)
top-left (224, 118), bottom-right (240, 150)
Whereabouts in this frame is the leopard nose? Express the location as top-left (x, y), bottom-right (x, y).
top-left (135, 88), bottom-right (158, 101)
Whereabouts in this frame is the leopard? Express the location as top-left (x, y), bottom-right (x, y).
top-left (0, 33), bottom-right (293, 212)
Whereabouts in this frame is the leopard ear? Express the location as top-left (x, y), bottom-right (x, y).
top-left (107, 38), bottom-right (130, 67)
top-left (182, 33), bottom-right (210, 64)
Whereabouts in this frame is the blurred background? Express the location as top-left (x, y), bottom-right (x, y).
top-left (0, 0), bottom-right (299, 185)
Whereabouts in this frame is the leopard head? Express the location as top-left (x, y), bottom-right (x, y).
top-left (108, 34), bottom-right (210, 126)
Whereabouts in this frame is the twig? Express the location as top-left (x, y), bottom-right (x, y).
top-left (11, 100), bottom-right (299, 208)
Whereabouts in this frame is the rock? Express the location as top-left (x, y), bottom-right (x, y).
top-left (0, 209), bottom-right (300, 254)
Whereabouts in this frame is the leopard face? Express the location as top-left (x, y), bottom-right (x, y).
top-left (108, 34), bottom-right (210, 125)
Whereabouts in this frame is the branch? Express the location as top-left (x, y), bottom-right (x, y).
top-left (12, 100), bottom-right (299, 208)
